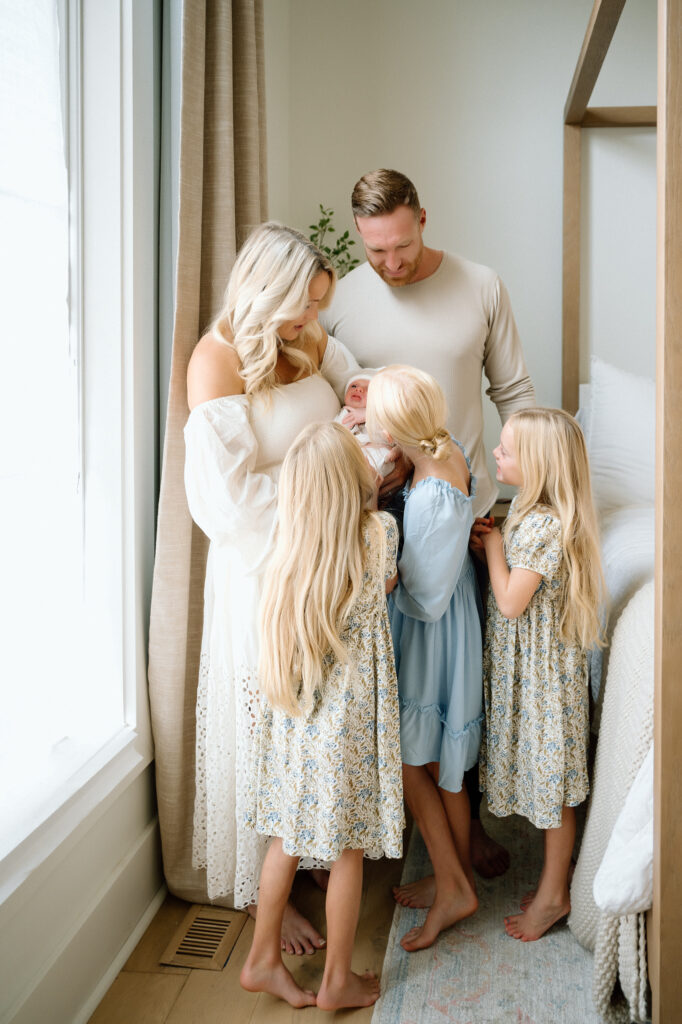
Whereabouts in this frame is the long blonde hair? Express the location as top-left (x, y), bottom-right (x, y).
top-left (366, 364), bottom-right (451, 460)
top-left (211, 222), bottom-right (335, 396)
top-left (504, 407), bottom-right (605, 649)
top-left (259, 421), bottom-right (379, 714)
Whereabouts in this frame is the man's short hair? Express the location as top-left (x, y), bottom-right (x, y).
top-left (351, 169), bottom-right (421, 219)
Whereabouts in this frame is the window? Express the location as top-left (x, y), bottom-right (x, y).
top-left (0, 0), bottom-right (157, 866)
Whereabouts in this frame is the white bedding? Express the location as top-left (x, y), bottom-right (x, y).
top-left (590, 505), bottom-right (655, 701)
top-left (593, 742), bottom-right (653, 916)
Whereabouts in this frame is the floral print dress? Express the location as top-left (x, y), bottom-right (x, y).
top-left (246, 511), bottom-right (404, 862)
top-left (479, 501), bottom-right (590, 830)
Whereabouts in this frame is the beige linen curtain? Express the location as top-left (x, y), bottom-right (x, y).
top-left (148, 0), bottom-right (267, 904)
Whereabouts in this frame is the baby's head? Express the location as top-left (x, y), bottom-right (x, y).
top-left (367, 364), bottom-right (450, 460)
top-left (344, 374), bottom-right (371, 410)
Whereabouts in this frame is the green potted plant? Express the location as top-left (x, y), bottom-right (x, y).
top-left (308, 204), bottom-right (360, 278)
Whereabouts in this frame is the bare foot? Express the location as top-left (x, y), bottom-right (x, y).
top-left (240, 957), bottom-right (316, 1007)
top-left (519, 890), bottom-right (535, 911)
top-left (281, 901), bottom-right (326, 955)
top-left (519, 862), bottom-right (575, 912)
top-left (248, 901), bottom-right (326, 955)
top-left (393, 875), bottom-right (435, 908)
top-left (400, 887), bottom-right (478, 952)
top-left (310, 868), bottom-right (330, 892)
top-left (470, 819), bottom-right (510, 878)
top-left (317, 970), bottom-right (380, 1010)
top-left (504, 897), bottom-right (570, 942)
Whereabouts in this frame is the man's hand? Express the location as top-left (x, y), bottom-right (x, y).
top-left (378, 447), bottom-right (411, 499)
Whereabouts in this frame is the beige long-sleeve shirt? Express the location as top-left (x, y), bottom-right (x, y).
top-left (320, 253), bottom-right (535, 516)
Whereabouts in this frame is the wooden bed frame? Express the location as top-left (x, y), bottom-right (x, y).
top-left (561, 1), bottom-right (681, 1019)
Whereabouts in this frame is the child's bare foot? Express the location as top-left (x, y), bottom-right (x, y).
top-left (400, 887), bottom-right (478, 952)
top-left (504, 896), bottom-right (570, 941)
top-left (240, 957), bottom-right (316, 1007)
top-left (470, 819), bottom-right (510, 878)
top-left (248, 901), bottom-right (326, 955)
top-left (317, 970), bottom-right (380, 1010)
top-left (519, 889), bottom-right (536, 911)
top-left (519, 861), bottom-right (575, 912)
top-left (393, 875), bottom-right (435, 908)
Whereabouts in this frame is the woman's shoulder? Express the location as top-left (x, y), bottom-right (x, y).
top-left (187, 331), bottom-right (244, 409)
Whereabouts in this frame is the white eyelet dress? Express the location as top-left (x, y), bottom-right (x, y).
top-left (183, 338), bottom-right (358, 906)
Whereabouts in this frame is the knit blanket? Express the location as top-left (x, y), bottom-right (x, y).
top-left (568, 580), bottom-right (654, 1022)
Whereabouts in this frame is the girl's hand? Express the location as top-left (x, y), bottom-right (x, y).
top-left (469, 516), bottom-right (495, 554)
top-left (385, 571), bottom-right (398, 595)
top-left (340, 407), bottom-right (367, 429)
top-left (481, 524), bottom-right (502, 549)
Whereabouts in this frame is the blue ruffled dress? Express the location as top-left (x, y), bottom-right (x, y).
top-left (389, 446), bottom-right (484, 793)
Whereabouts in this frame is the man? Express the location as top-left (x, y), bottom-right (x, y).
top-left (320, 168), bottom-right (536, 886)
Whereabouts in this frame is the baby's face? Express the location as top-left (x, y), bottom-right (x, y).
top-left (345, 378), bottom-right (369, 408)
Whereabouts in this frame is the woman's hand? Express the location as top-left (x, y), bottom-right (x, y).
top-left (340, 407), bottom-right (367, 429)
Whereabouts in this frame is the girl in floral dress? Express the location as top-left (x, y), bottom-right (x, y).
top-left (478, 407), bottom-right (604, 941)
top-left (241, 421), bottom-right (403, 1010)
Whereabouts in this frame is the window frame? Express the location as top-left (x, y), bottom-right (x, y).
top-left (0, 0), bottom-right (158, 901)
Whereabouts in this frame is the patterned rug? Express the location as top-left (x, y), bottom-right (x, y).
top-left (372, 805), bottom-right (600, 1024)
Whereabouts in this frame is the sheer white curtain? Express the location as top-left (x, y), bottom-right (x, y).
top-left (0, 0), bottom-right (122, 854)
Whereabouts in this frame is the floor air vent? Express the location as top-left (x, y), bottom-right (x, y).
top-left (160, 904), bottom-right (248, 970)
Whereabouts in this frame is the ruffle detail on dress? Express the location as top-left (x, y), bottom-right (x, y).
top-left (398, 699), bottom-right (483, 793)
top-left (404, 436), bottom-right (477, 503)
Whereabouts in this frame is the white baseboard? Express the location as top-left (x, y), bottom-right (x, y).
top-left (6, 817), bottom-right (164, 1024)
top-left (74, 880), bottom-right (168, 1024)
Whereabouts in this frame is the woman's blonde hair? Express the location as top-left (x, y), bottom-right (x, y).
top-left (366, 364), bottom-right (451, 460)
top-left (211, 222), bottom-right (336, 396)
top-left (259, 421), bottom-right (379, 714)
top-left (504, 407), bottom-right (605, 649)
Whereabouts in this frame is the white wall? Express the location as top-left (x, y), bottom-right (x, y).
top-left (264, 0), bottom-right (657, 485)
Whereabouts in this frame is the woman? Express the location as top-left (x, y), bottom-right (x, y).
top-left (185, 223), bottom-right (360, 954)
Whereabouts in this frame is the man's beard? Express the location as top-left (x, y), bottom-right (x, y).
top-left (370, 243), bottom-right (424, 287)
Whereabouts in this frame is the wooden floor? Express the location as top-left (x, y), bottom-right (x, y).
top-left (88, 854), bottom-right (404, 1023)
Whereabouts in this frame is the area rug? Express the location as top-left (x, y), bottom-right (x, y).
top-left (372, 805), bottom-right (600, 1024)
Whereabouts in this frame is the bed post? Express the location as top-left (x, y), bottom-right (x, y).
top-left (652, 0), bottom-right (682, 1019)
top-left (562, 124), bottom-right (581, 414)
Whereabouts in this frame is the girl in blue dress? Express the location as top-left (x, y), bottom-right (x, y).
top-left (366, 365), bottom-right (484, 952)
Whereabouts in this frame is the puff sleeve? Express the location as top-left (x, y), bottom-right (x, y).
top-left (507, 511), bottom-right (563, 579)
top-left (320, 334), bottom-right (362, 403)
top-left (392, 483), bottom-right (474, 623)
top-left (184, 396), bottom-right (278, 558)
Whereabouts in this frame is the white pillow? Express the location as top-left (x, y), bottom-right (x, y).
top-left (586, 357), bottom-right (655, 512)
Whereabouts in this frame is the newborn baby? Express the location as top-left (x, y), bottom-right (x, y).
top-left (335, 371), bottom-right (394, 478)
